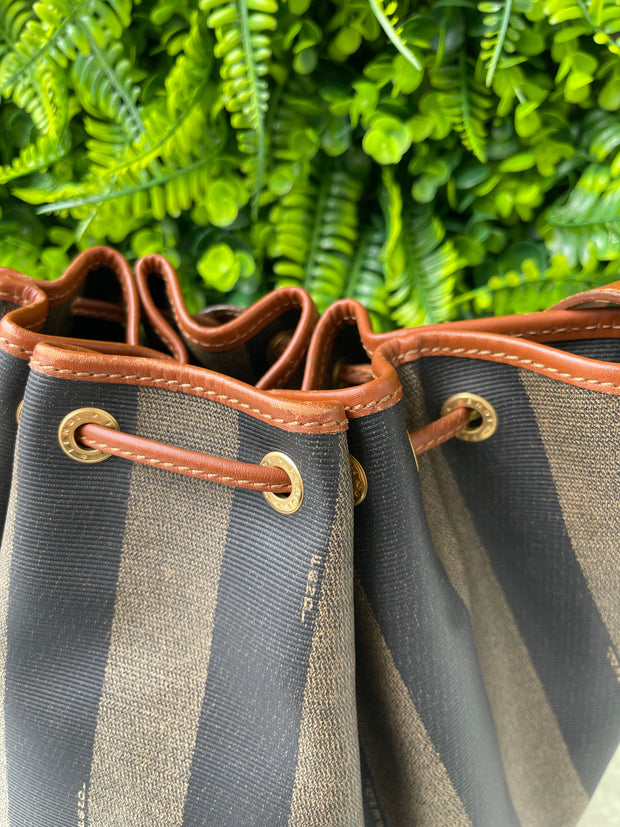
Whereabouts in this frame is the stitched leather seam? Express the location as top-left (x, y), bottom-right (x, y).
top-left (344, 388), bottom-right (401, 412)
top-left (32, 362), bottom-right (347, 429)
top-left (45, 259), bottom-right (109, 302)
top-left (175, 298), bottom-right (302, 350)
top-left (79, 438), bottom-right (290, 490)
top-left (510, 322), bottom-right (620, 337)
top-left (0, 336), bottom-right (33, 356)
top-left (413, 421), bottom-right (468, 452)
top-left (316, 312), bottom-right (357, 386)
top-left (395, 346), bottom-right (620, 388)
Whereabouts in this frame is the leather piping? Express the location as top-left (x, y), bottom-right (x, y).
top-left (78, 423), bottom-right (291, 492)
top-left (135, 254), bottom-right (320, 389)
top-left (31, 343), bottom-right (349, 434)
top-left (378, 326), bottom-right (620, 394)
top-left (0, 247), bottom-right (141, 348)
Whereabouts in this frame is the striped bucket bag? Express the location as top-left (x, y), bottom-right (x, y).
top-left (300, 286), bottom-right (620, 825)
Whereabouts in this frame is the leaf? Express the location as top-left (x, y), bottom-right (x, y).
top-left (201, 0), bottom-right (277, 212)
top-left (367, 0), bottom-right (422, 71)
top-left (478, 0), bottom-right (534, 86)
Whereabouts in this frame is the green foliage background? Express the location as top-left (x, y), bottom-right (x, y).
top-left (1, 0), bottom-right (620, 328)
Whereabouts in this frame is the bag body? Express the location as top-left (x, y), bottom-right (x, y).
top-left (301, 295), bottom-right (620, 826)
top-left (0, 339), bottom-right (361, 826)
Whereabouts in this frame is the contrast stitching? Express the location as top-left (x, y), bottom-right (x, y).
top-left (80, 438), bottom-right (290, 490)
top-left (31, 362), bottom-right (347, 428)
top-left (177, 298), bottom-right (301, 350)
top-left (412, 421), bottom-right (468, 452)
top-left (510, 322), bottom-right (620, 337)
top-left (344, 388), bottom-right (402, 412)
top-left (394, 346), bottom-right (620, 388)
top-left (0, 336), bottom-right (32, 356)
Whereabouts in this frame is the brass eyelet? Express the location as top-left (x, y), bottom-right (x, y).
top-left (15, 400), bottom-right (23, 424)
top-left (440, 393), bottom-right (497, 442)
top-left (58, 407), bottom-right (120, 464)
top-left (261, 452), bottom-right (303, 514)
top-left (349, 455), bottom-right (368, 506)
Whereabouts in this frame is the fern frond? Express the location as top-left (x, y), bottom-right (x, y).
top-left (270, 159), bottom-right (364, 310)
top-left (0, 1), bottom-right (32, 56)
top-left (18, 157), bottom-right (212, 221)
top-left (345, 218), bottom-right (392, 330)
top-left (368, 0), bottom-right (421, 71)
top-left (479, 0), bottom-right (534, 86)
top-left (432, 54), bottom-right (492, 162)
top-left (545, 164), bottom-right (620, 265)
top-left (0, 0), bottom-right (132, 97)
top-left (71, 39), bottom-right (143, 140)
top-left (382, 171), bottom-right (460, 326)
top-left (0, 130), bottom-right (71, 184)
top-left (201, 0), bottom-right (277, 211)
top-left (543, 0), bottom-right (620, 57)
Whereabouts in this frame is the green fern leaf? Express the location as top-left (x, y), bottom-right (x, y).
top-left (0, 0), bottom-right (132, 96)
top-left (71, 39), bottom-right (143, 140)
top-left (382, 170), bottom-right (460, 326)
top-left (0, 1), bottom-right (32, 57)
top-left (543, 0), bottom-right (620, 56)
top-left (545, 164), bottom-right (620, 265)
top-left (0, 129), bottom-right (71, 184)
top-left (431, 54), bottom-right (492, 162)
top-left (270, 159), bottom-right (364, 311)
top-left (479, 0), bottom-right (534, 86)
top-left (345, 218), bottom-right (392, 330)
top-left (201, 0), bottom-right (277, 212)
top-left (367, 0), bottom-right (421, 71)
top-left (8, 56), bottom-right (68, 137)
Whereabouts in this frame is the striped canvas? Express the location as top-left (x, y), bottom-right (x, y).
top-left (344, 337), bottom-right (620, 826)
top-left (0, 357), bottom-right (361, 826)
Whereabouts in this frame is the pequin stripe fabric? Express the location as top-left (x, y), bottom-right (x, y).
top-left (0, 367), bottom-right (359, 826)
top-left (347, 401), bottom-right (518, 826)
top-left (393, 353), bottom-right (620, 825)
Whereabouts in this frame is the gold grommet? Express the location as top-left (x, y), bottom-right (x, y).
top-left (261, 452), bottom-right (304, 514)
top-left (440, 393), bottom-right (497, 442)
top-left (349, 455), bottom-right (368, 506)
top-left (15, 400), bottom-right (23, 424)
top-left (58, 407), bottom-right (120, 464)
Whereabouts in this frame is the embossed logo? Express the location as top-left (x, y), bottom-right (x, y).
top-left (301, 554), bottom-right (322, 624)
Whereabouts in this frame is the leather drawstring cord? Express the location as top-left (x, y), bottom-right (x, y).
top-left (409, 407), bottom-right (472, 456)
top-left (77, 423), bottom-right (292, 493)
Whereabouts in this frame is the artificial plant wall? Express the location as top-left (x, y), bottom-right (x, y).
top-left (0, 0), bottom-right (619, 328)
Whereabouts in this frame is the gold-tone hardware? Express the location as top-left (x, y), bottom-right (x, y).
top-left (410, 441), bottom-right (420, 472)
top-left (15, 400), bottom-right (23, 424)
top-left (261, 452), bottom-right (303, 514)
top-left (58, 407), bottom-right (120, 464)
top-left (440, 393), bottom-right (497, 442)
top-left (266, 329), bottom-right (293, 365)
top-left (349, 455), bottom-right (368, 506)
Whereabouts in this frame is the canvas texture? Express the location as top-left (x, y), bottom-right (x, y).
top-left (349, 344), bottom-right (619, 827)
top-left (0, 365), bottom-right (359, 826)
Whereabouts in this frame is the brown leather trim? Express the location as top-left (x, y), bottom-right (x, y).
top-left (550, 282), bottom-right (620, 310)
top-left (379, 327), bottom-right (620, 394)
top-left (0, 269), bottom-right (48, 311)
top-left (410, 408), bottom-right (471, 455)
top-left (280, 349), bottom-right (402, 419)
top-left (302, 298), bottom-right (379, 390)
top-left (136, 254), bottom-right (319, 388)
top-left (0, 248), bottom-right (140, 346)
top-left (31, 342), bottom-right (349, 434)
top-left (71, 298), bottom-right (127, 325)
top-left (79, 423), bottom-right (291, 492)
